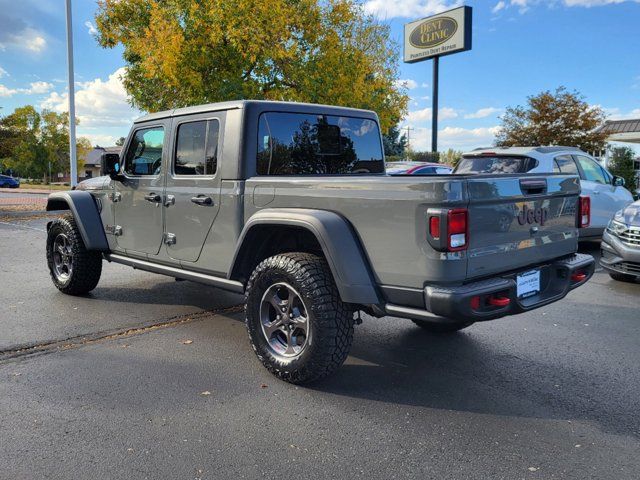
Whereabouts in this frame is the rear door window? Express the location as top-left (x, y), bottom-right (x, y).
top-left (257, 112), bottom-right (384, 175)
top-left (454, 156), bottom-right (538, 174)
top-left (174, 120), bottom-right (219, 176)
top-left (554, 155), bottom-right (579, 175)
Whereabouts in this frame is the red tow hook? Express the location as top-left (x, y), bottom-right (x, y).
top-left (487, 295), bottom-right (511, 307)
top-left (571, 271), bottom-right (587, 282)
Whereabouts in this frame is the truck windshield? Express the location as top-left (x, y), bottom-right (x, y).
top-left (257, 112), bottom-right (384, 175)
top-left (454, 156), bottom-right (538, 174)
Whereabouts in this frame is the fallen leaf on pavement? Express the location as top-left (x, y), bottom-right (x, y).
top-left (182, 340), bottom-right (193, 345)
top-left (200, 391), bottom-right (211, 396)
top-left (260, 384), bottom-right (268, 389)
top-left (528, 467), bottom-right (539, 472)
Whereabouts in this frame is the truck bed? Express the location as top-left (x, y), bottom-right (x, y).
top-left (244, 173), bottom-right (581, 291)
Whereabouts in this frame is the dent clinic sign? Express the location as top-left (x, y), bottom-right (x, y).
top-left (404, 6), bottom-right (472, 63)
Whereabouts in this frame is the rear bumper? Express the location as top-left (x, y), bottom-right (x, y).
top-left (600, 230), bottom-right (640, 277)
top-left (384, 253), bottom-right (595, 323)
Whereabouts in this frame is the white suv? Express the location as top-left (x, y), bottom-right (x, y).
top-left (455, 146), bottom-right (634, 239)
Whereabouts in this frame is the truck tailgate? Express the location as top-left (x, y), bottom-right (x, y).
top-left (465, 174), bottom-right (580, 279)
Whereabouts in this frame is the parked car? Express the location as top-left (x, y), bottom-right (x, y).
top-left (601, 200), bottom-right (640, 282)
top-left (386, 161), bottom-right (452, 175)
top-left (45, 101), bottom-right (594, 384)
top-left (454, 146), bottom-right (634, 239)
top-left (0, 175), bottom-right (20, 188)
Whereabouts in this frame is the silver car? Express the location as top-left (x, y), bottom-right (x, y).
top-left (601, 200), bottom-right (640, 282)
top-left (455, 146), bottom-right (634, 239)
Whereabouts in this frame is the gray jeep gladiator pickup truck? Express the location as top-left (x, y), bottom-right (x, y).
top-left (45, 100), bottom-right (595, 383)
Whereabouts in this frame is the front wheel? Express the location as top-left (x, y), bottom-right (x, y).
top-left (245, 252), bottom-right (354, 384)
top-left (411, 319), bottom-right (473, 333)
top-left (46, 215), bottom-right (103, 295)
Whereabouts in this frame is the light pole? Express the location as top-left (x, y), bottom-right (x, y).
top-left (65, 0), bottom-right (77, 187)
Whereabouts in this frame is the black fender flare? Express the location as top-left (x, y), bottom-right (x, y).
top-left (230, 208), bottom-right (381, 305)
top-left (46, 191), bottom-right (109, 251)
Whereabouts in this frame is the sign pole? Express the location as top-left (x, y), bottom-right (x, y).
top-left (65, 0), bottom-right (77, 187)
top-left (403, 6), bottom-right (472, 159)
top-left (431, 57), bottom-right (439, 154)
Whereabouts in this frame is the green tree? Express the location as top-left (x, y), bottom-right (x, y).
top-left (383, 125), bottom-right (407, 161)
top-left (496, 87), bottom-right (607, 153)
top-left (439, 148), bottom-right (463, 167)
top-left (115, 136), bottom-right (126, 146)
top-left (95, 0), bottom-right (407, 131)
top-left (608, 146), bottom-right (637, 193)
top-left (0, 106), bottom-right (88, 180)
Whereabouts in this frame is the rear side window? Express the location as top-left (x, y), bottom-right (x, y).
top-left (454, 156), bottom-right (538, 174)
top-left (555, 155), bottom-right (579, 175)
top-left (257, 112), bottom-right (384, 175)
top-left (124, 127), bottom-right (165, 176)
top-left (174, 120), bottom-right (219, 176)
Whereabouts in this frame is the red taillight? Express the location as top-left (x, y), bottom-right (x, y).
top-left (448, 209), bottom-right (468, 251)
top-left (571, 271), bottom-right (587, 282)
top-left (429, 216), bottom-right (441, 239)
top-left (487, 295), bottom-right (511, 307)
top-left (578, 195), bottom-right (590, 228)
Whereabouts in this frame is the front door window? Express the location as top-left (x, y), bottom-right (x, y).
top-left (124, 127), bottom-right (165, 176)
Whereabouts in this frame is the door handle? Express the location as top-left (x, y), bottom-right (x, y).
top-left (191, 195), bottom-right (213, 206)
top-left (144, 193), bottom-right (162, 203)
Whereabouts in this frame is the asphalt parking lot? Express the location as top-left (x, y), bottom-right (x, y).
top-left (1, 214), bottom-right (639, 479)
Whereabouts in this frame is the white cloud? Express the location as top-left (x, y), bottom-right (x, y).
top-left (0, 84), bottom-right (18, 97)
top-left (363, 0), bottom-right (461, 19)
top-left (24, 33), bottom-right (46, 52)
top-left (603, 107), bottom-right (640, 120)
top-left (407, 107), bottom-right (458, 122)
top-left (406, 126), bottom-right (501, 151)
top-left (41, 67), bottom-right (141, 128)
top-left (464, 107), bottom-right (502, 119)
top-left (85, 21), bottom-right (98, 36)
top-left (0, 27), bottom-right (47, 53)
top-left (492, 1), bottom-right (507, 13)
top-left (0, 66), bottom-right (8, 78)
top-left (394, 79), bottom-right (418, 90)
top-left (81, 134), bottom-right (120, 147)
top-left (23, 81), bottom-right (53, 94)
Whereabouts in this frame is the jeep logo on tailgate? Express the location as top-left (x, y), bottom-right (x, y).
top-left (517, 204), bottom-right (548, 226)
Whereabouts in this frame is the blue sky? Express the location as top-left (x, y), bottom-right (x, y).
top-left (0, 0), bottom-right (639, 152)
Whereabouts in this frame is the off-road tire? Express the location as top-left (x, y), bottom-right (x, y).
top-left (411, 319), bottom-right (473, 333)
top-left (609, 272), bottom-right (638, 283)
top-left (245, 252), bottom-right (354, 384)
top-left (46, 214), bottom-right (102, 295)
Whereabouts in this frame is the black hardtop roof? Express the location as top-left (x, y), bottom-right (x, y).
top-left (134, 100), bottom-right (378, 124)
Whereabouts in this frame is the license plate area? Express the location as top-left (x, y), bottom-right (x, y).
top-left (517, 269), bottom-right (540, 299)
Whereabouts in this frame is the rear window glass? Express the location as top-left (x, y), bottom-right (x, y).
top-left (454, 156), bottom-right (538, 174)
top-left (257, 112), bottom-right (384, 175)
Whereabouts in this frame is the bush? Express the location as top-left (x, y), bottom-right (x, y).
top-left (608, 146), bottom-right (637, 193)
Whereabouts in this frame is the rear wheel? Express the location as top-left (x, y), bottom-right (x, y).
top-left (46, 215), bottom-right (102, 295)
top-left (411, 319), bottom-right (473, 333)
top-left (245, 252), bottom-right (354, 384)
top-left (609, 272), bottom-right (638, 283)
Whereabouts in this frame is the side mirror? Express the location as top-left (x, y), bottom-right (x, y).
top-left (612, 176), bottom-right (625, 187)
top-left (101, 153), bottom-right (122, 179)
